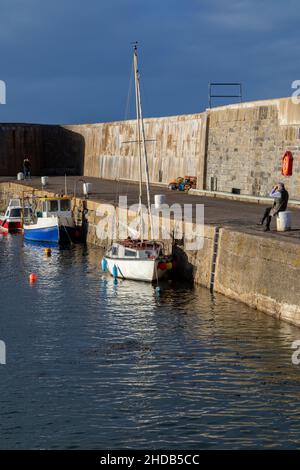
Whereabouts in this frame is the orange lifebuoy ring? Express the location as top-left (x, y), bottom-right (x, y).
top-left (282, 151), bottom-right (293, 176)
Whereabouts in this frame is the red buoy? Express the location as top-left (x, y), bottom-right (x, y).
top-left (29, 273), bottom-right (37, 284)
top-left (158, 262), bottom-right (167, 271)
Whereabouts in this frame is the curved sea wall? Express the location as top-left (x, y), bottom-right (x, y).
top-left (1, 96), bottom-right (300, 198)
top-left (64, 113), bottom-right (208, 188)
top-left (63, 96), bottom-right (300, 199)
top-left (0, 124), bottom-right (84, 176)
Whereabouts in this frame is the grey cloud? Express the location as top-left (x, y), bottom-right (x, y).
top-left (0, 0), bottom-right (299, 123)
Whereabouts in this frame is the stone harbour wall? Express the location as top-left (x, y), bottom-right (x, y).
top-left (214, 228), bottom-right (300, 326)
top-left (2, 97), bottom-right (300, 199)
top-left (0, 124), bottom-right (84, 177)
top-left (64, 113), bottom-right (207, 187)
top-left (62, 96), bottom-right (300, 200)
top-left (206, 98), bottom-right (300, 198)
top-left (2, 180), bottom-right (300, 328)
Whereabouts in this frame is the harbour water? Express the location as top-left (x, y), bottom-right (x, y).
top-left (1, 233), bottom-right (300, 449)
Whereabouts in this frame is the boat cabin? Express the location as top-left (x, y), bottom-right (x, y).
top-left (4, 199), bottom-right (31, 220)
top-left (40, 198), bottom-right (72, 218)
top-left (107, 241), bottom-right (163, 260)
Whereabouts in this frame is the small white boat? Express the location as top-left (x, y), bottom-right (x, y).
top-left (104, 240), bottom-right (172, 282)
top-left (0, 199), bottom-right (32, 233)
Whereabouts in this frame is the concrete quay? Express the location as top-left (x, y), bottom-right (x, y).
top-left (1, 175), bottom-right (300, 328)
top-left (1, 175), bottom-right (300, 239)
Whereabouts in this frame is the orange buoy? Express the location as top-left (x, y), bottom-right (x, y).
top-left (44, 248), bottom-right (51, 257)
top-left (29, 273), bottom-right (37, 284)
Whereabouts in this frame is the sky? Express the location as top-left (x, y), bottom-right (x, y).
top-left (0, 0), bottom-right (299, 124)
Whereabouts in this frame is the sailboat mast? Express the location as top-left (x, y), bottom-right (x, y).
top-left (133, 44), bottom-right (144, 241)
top-left (134, 46), bottom-right (154, 239)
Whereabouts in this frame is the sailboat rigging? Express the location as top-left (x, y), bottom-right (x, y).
top-left (102, 44), bottom-right (172, 282)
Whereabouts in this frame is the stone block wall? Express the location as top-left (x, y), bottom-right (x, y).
top-left (66, 97), bottom-right (300, 199)
top-left (0, 124), bottom-right (84, 177)
top-left (206, 98), bottom-right (300, 199)
top-left (2, 97), bottom-right (300, 199)
top-left (214, 228), bottom-right (300, 326)
top-left (64, 113), bottom-right (207, 186)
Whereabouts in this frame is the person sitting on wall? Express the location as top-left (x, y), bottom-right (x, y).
top-left (23, 156), bottom-right (31, 179)
top-left (258, 182), bottom-right (289, 232)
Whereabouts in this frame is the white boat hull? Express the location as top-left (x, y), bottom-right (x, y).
top-left (105, 257), bottom-right (166, 282)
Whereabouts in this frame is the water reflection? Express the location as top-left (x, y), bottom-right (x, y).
top-left (0, 234), bottom-right (300, 449)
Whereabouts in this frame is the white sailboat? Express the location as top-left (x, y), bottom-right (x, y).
top-left (102, 44), bottom-right (172, 282)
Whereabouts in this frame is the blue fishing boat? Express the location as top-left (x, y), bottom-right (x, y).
top-left (23, 197), bottom-right (80, 244)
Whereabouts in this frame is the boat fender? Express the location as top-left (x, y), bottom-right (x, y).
top-left (44, 248), bottom-right (52, 257)
top-left (158, 262), bottom-right (167, 271)
top-left (101, 258), bottom-right (108, 272)
top-left (155, 286), bottom-right (161, 296)
top-left (112, 264), bottom-right (118, 279)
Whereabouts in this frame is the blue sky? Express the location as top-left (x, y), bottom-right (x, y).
top-left (0, 0), bottom-right (299, 124)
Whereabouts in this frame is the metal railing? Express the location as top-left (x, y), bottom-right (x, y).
top-left (208, 82), bottom-right (242, 108)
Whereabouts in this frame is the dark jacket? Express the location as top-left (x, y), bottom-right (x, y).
top-left (273, 188), bottom-right (289, 213)
top-left (23, 159), bottom-right (31, 170)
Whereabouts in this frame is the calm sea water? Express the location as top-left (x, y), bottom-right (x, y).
top-left (1, 233), bottom-right (300, 449)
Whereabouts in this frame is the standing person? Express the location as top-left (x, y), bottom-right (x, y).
top-left (23, 156), bottom-right (31, 179)
top-left (259, 183), bottom-right (289, 232)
